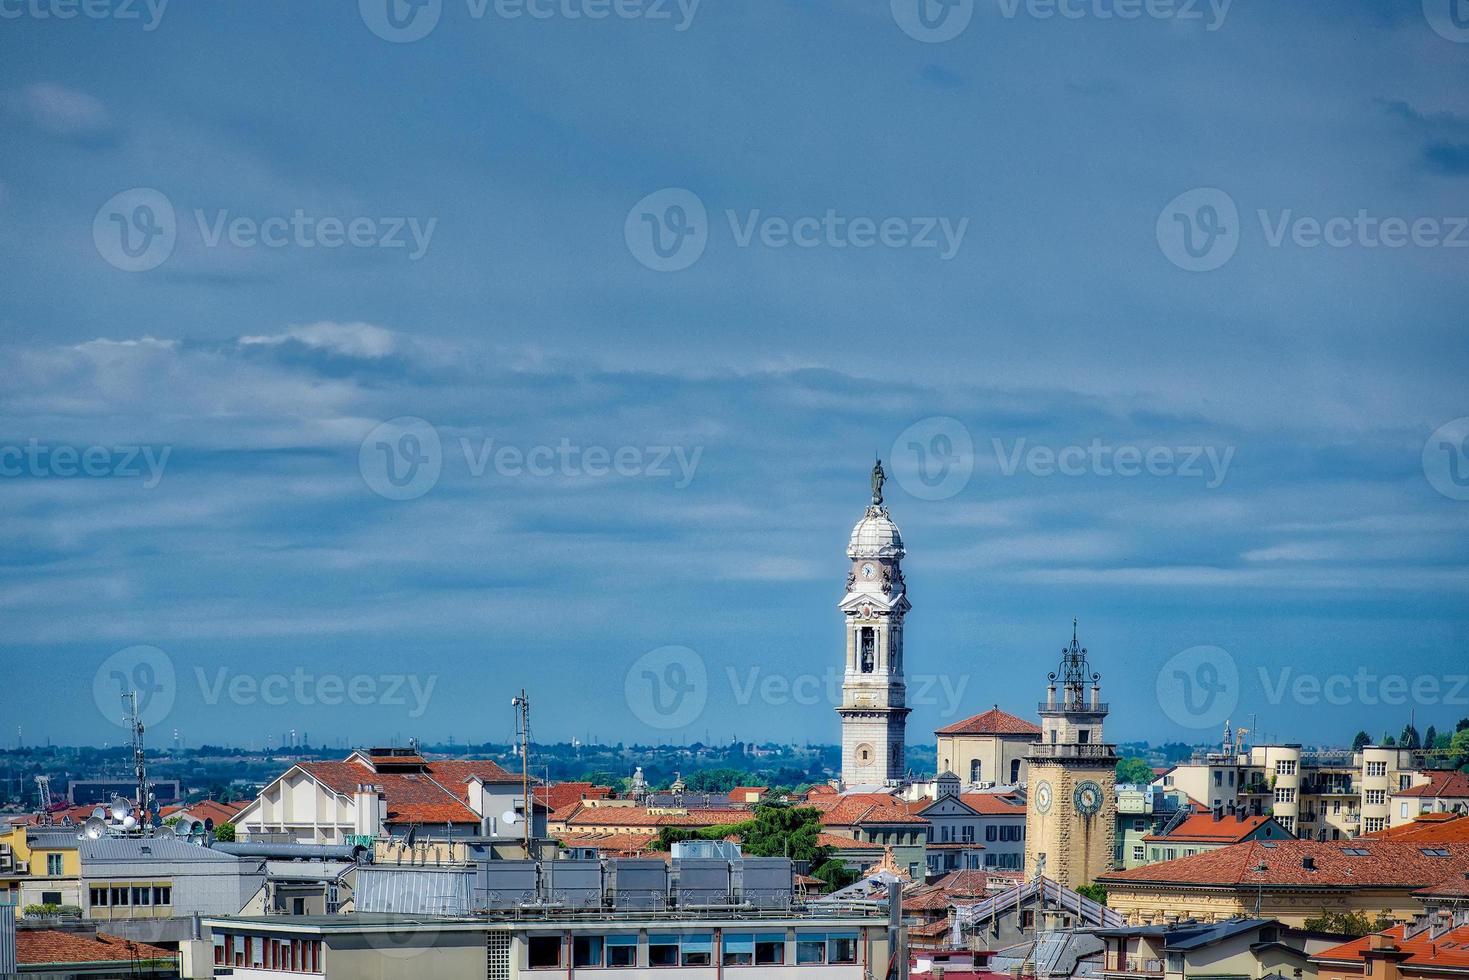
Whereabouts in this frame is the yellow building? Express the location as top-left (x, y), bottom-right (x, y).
top-left (935, 706), bottom-right (1040, 789)
top-left (1098, 838), bottom-right (1469, 927)
top-left (0, 822), bottom-right (83, 911)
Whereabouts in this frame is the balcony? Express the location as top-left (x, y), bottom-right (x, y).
top-left (1030, 743), bottom-right (1118, 760)
top-left (1039, 701), bottom-right (1109, 715)
top-left (1106, 956), bottom-right (1164, 975)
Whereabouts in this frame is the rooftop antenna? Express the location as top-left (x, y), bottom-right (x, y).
top-left (124, 691), bottom-right (150, 828)
top-left (511, 690), bottom-right (532, 857)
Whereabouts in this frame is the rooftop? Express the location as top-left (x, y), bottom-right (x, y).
top-left (936, 707), bottom-right (1042, 738)
top-left (1100, 839), bottom-right (1469, 889)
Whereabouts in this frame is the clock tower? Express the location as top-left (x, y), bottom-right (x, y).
top-left (1025, 621), bottom-right (1117, 887)
top-left (837, 459), bottom-right (911, 788)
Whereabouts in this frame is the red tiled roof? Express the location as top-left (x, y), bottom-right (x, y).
top-left (817, 832), bottom-right (877, 851)
top-left (936, 707), bottom-right (1041, 737)
top-left (1415, 871), bottom-right (1469, 899)
top-left (1099, 839), bottom-right (1469, 889)
top-left (557, 832), bottom-right (658, 856)
top-left (1314, 923), bottom-right (1469, 970)
top-left (959, 793), bottom-right (1027, 816)
top-left (1142, 813), bottom-right (1283, 844)
top-left (820, 794), bottom-right (929, 827)
top-left (1368, 814), bottom-right (1469, 843)
top-left (1396, 772), bottom-right (1469, 800)
top-left (535, 783), bottom-right (614, 811)
top-left (161, 800), bottom-right (250, 825)
top-left (564, 807), bottom-right (750, 829)
top-left (296, 756), bottom-right (520, 826)
top-left (18, 930), bottom-right (176, 966)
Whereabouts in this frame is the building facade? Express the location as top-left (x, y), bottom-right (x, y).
top-left (935, 707), bottom-right (1041, 790)
top-left (837, 460), bottom-right (911, 788)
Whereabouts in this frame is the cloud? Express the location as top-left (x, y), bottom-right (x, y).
top-left (1382, 99), bottom-right (1469, 176)
top-left (238, 321), bottom-right (398, 360)
top-left (1, 82), bottom-right (117, 146)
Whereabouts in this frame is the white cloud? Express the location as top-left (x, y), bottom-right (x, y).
top-left (2, 82), bottom-right (113, 141)
top-left (238, 321), bottom-right (397, 360)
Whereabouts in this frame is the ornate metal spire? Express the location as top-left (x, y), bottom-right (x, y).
top-left (1048, 618), bottom-right (1100, 699)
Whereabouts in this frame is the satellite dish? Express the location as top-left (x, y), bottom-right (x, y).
top-left (91, 807), bottom-right (106, 821)
top-left (109, 796), bottom-right (130, 822)
top-left (405, 826), bottom-right (418, 848)
top-left (501, 809), bottom-right (521, 826)
top-left (176, 818), bottom-right (197, 839)
top-left (121, 815), bottom-right (138, 830)
top-left (156, 825), bottom-right (176, 840)
top-left (203, 817), bottom-right (214, 832)
top-left (83, 816), bottom-right (107, 840)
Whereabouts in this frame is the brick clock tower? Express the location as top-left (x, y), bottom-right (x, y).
top-left (1025, 621), bottom-right (1116, 887)
top-left (837, 460), bottom-right (910, 788)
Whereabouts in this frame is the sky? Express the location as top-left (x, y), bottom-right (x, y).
top-left (0, 0), bottom-right (1467, 753)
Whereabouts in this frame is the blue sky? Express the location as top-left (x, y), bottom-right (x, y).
top-left (1, 0), bottom-right (1467, 752)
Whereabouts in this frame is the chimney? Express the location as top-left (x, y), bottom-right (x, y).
top-left (1213, 806), bottom-right (1224, 822)
top-left (1302, 857), bottom-right (1316, 871)
top-left (354, 783), bottom-right (384, 838)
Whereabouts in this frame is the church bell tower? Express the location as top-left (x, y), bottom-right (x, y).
top-left (837, 459), bottom-right (911, 788)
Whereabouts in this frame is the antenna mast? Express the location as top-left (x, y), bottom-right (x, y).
top-left (512, 690), bottom-right (532, 857)
top-left (126, 692), bottom-right (150, 825)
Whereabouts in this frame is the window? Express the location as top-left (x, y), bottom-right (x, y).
top-left (1229, 770), bottom-right (1236, 786)
top-left (1214, 772), bottom-right (1223, 787)
top-left (1401, 802), bottom-right (1410, 818)
top-left (649, 934), bottom-right (680, 967)
top-left (962, 825), bottom-right (975, 843)
top-left (827, 933), bottom-right (858, 964)
top-left (796, 934), bottom-right (827, 965)
top-left (681, 935), bottom-right (713, 967)
top-left (1132, 845), bottom-right (1145, 861)
top-left (527, 935), bottom-right (562, 969)
top-left (1366, 789), bottom-right (1386, 805)
top-left (573, 936), bottom-right (604, 968)
top-left (110, 886), bottom-right (128, 906)
top-left (723, 934), bottom-right (754, 966)
top-left (90, 887), bottom-right (108, 907)
top-left (153, 886), bottom-right (171, 905)
top-left (971, 760), bottom-right (982, 783)
top-left (45, 853), bottom-right (63, 876)
top-left (132, 886), bottom-right (151, 906)
top-left (1168, 953), bottom-right (1184, 972)
top-left (1078, 728), bottom-right (1090, 743)
top-left (1275, 788), bottom-right (1296, 804)
top-left (755, 933), bottom-right (785, 965)
top-left (606, 935), bottom-right (637, 968)
top-left (1366, 761), bottom-right (1387, 777)
top-left (1021, 910), bottom-right (1035, 929)
top-left (1365, 817), bottom-right (1386, 833)
top-left (1276, 760), bottom-right (1297, 776)
top-left (986, 826), bottom-right (998, 842)
top-left (41, 890), bottom-right (62, 905)
top-left (1133, 819), bottom-right (1146, 830)
top-left (1010, 760), bottom-right (1022, 783)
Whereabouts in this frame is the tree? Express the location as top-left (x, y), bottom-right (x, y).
top-left (1450, 729), bottom-right (1469, 768)
top-left (1401, 725), bottom-right (1421, 750)
top-left (1458, 718), bottom-right (1469, 733)
top-left (1304, 910), bottom-right (1393, 938)
top-left (1077, 883), bottom-right (1108, 906)
top-left (213, 822), bottom-right (236, 842)
top-left (1351, 731), bottom-right (1371, 752)
top-left (1425, 727), bottom-right (1438, 752)
top-left (1116, 758), bottom-right (1154, 786)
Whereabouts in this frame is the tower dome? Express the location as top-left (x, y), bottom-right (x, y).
top-left (847, 508), bottom-right (905, 559)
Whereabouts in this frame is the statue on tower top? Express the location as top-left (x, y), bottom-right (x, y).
top-left (871, 457), bottom-right (886, 506)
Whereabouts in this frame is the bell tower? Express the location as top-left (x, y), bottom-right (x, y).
top-left (837, 459), bottom-right (911, 788)
top-left (1025, 621), bottom-right (1117, 886)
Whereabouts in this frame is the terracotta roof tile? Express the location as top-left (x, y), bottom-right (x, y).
top-left (936, 707), bottom-right (1041, 737)
top-left (959, 793), bottom-right (1027, 816)
top-left (1395, 771), bottom-right (1469, 800)
top-left (1142, 813), bottom-right (1283, 843)
top-left (1315, 923), bottom-right (1469, 970)
top-left (1099, 839), bottom-right (1469, 889)
top-left (17, 930), bottom-right (176, 966)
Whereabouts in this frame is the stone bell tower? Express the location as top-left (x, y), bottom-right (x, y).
top-left (1025, 620), bottom-right (1117, 886)
top-left (837, 459), bottom-right (911, 788)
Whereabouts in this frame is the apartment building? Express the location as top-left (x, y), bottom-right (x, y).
top-left (1159, 744), bottom-right (1425, 840)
